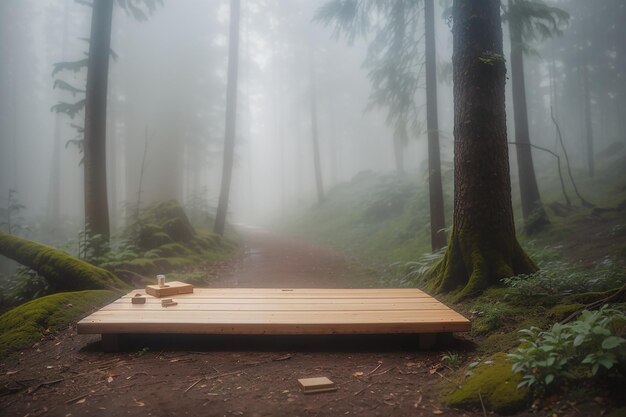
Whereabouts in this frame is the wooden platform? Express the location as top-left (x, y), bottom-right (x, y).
top-left (77, 288), bottom-right (470, 348)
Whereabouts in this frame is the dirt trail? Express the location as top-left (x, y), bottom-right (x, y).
top-left (0, 230), bottom-right (482, 417)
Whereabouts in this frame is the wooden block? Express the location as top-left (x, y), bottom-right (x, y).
top-left (145, 281), bottom-right (193, 298)
top-left (131, 294), bottom-right (146, 304)
top-left (161, 299), bottom-right (178, 307)
top-left (298, 377), bottom-right (337, 394)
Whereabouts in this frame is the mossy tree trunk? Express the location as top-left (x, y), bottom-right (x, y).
top-left (508, 0), bottom-right (549, 234)
top-left (0, 231), bottom-right (129, 292)
top-left (429, 0), bottom-right (537, 299)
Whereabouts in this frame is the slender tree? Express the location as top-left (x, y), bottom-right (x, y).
top-left (424, 0), bottom-right (446, 251)
top-left (505, 0), bottom-right (567, 233)
top-left (309, 49), bottom-right (325, 204)
top-left (83, 0), bottom-right (114, 250)
top-left (429, 0), bottom-right (536, 298)
top-left (214, 0), bottom-right (241, 236)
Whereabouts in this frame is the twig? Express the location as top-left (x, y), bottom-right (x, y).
top-left (366, 363), bottom-right (382, 376)
top-left (353, 382), bottom-right (377, 396)
top-left (206, 370), bottom-right (246, 380)
top-left (478, 390), bottom-right (487, 417)
top-left (184, 378), bottom-right (204, 393)
top-left (550, 105), bottom-right (594, 208)
top-left (66, 392), bottom-right (89, 404)
top-left (371, 366), bottom-right (395, 377)
top-left (561, 284), bottom-right (626, 324)
top-left (29, 378), bottom-right (64, 394)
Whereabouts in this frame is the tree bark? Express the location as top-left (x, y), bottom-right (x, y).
top-left (83, 0), bottom-right (114, 249)
top-left (309, 50), bottom-right (325, 204)
top-left (424, 0), bottom-right (446, 251)
top-left (429, 0), bottom-right (537, 299)
top-left (581, 61), bottom-right (594, 177)
top-left (214, 0), bottom-right (241, 236)
top-left (0, 231), bottom-right (128, 292)
top-left (508, 0), bottom-right (549, 234)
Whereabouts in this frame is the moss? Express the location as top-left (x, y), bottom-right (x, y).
top-left (446, 353), bottom-right (529, 414)
top-left (0, 290), bottom-right (117, 358)
top-left (549, 303), bottom-right (585, 320)
top-left (0, 231), bottom-right (129, 291)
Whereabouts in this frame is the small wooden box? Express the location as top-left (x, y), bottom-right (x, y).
top-left (145, 281), bottom-right (193, 298)
top-left (298, 377), bottom-right (337, 394)
top-left (131, 294), bottom-right (146, 304)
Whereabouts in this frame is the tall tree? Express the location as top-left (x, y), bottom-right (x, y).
top-left (83, 0), bottom-right (114, 249)
top-left (316, 0), bottom-right (447, 251)
top-left (424, 0), bottom-right (446, 251)
top-left (214, 0), bottom-right (241, 236)
top-left (505, 0), bottom-right (567, 233)
top-left (429, 0), bottom-right (536, 298)
top-left (309, 49), bottom-right (325, 204)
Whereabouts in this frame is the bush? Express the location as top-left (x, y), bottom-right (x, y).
top-left (508, 306), bottom-right (626, 393)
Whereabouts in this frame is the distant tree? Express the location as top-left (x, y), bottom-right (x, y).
top-left (83, 0), bottom-right (115, 252)
top-left (424, 0), bottom-right (446, 251)
top-left (214, 0), bottom-right (241, 236)
top-left (51, 0), bottom-right (160, 252)
top-left (309, 49), bottom-right (325, 204)
top-left (429, 0), bottom-right (536, 298)
top-left (504, 0), bottom-right (568, 233)
top-left (316, 0), bottom-right (447, 252)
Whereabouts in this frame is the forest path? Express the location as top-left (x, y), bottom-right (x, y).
top-left (0, 231), bottom-right (487, 417)
top-left (215, 226), bottom-right (382, 289)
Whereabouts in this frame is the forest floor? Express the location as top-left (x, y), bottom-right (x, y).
top-left (0, 226), bottom-right (619, 417)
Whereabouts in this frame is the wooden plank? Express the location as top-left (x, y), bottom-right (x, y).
top-left (77, 288), bottom-right (471, 337)
top-left (298, 377), bottom-right (337, 394)
top-left (102, 302), bottom-right (451, 312)
top-left (78, 321), bottom-right (470, 335)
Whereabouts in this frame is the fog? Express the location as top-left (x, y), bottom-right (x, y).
top-left (0, 0), bottom-right (624, 239)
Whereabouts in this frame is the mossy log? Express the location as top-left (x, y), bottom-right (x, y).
top-left (0, 231), bottom-right (129, 291)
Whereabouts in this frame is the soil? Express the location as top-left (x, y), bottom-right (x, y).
top-left (0, 228), bottom-right (611, 417)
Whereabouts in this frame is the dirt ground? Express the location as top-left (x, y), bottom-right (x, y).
top-left (0, 229), bottom-right (605, 417)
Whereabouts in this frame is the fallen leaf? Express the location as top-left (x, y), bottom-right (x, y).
top-left (107, 376), bottom-right (114, 383)
top-left (134, 400), bottom-right (145, 407)
top-left (353, 371), bottom-right (364, 377)
top-left (76, 398), bottom-right (86, 404)
top-left (6, 370), bottom-right (19, 375)
top-left (433, 409), bottom-right (444, 415)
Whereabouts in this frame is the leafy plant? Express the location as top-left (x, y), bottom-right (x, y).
top-left (508, 306), bottom-right (626, 393)
top-left (472, 301), bottom-right (505, 334)
top-left (503, 258), bottom-right (626, 297)
top-left (441, 351), bottom-right (461, 370)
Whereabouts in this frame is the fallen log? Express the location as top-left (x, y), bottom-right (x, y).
top-left (0, 231), bottom-right (129, 292)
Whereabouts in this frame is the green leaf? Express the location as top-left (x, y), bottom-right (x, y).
top-left (545, 374), bottom-right (554, 385)
top-left (573, 334), bottom-right (585, 347)
top-left (601, 336), bottom-right (624, 350)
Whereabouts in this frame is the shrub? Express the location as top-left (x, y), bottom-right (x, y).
top-left (508, 306), bottom-right (626, 393)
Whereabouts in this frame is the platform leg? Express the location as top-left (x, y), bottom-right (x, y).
top-left (437, 332), bottom-right (454, 348)
top-left (101, 334), bottom-right (123, 352)
top-left (418, 333), bottom-right (437, 350)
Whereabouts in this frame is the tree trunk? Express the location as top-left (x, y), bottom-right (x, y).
top-left (309, 50), bottom-right (325, 204)
top-left (83, 0), bottom-right (114, 249)
top-left (508, 0), bottom-right (549, 234)
top-left (214, 0), bottom-right (240, 236)
top-left (581, 61), bottom-right (594, 177)
top-left (0, 231), bottom-right (128, 291)
top-left (429, 0), bottom-right (536, 299)
top-left (393, 125), bottom-right (406, 176)
top-left (424, 0), bottom-right (446, 251)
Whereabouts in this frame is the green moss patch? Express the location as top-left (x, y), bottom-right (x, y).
top-left (446, 353), bottom-right (529, 415)
top-left (0, 290), bottom-right (117, 358)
